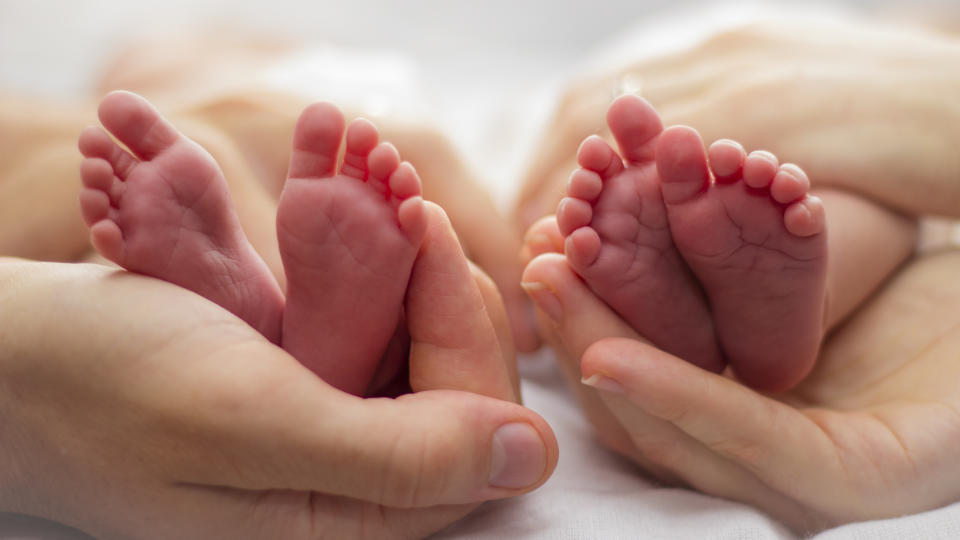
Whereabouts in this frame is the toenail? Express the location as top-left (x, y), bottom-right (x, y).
top-left (489, 422), bottom-right (548, 489)
top-left (581, 374), bottom-right (626, 394)
top-left (520, 282), bottom-right (562, 322)
top-left (780, 163), bottom-right (807, 182)
top-left (713, 138), bottom-right (742, 150)
top-left (753, 150), bottom-right (777, 164)
top-left (524, 233), bottom-right (552, 251)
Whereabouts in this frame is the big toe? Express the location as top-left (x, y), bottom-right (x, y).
top-left (606, 95), bottom-right (664, 164)
top-left (288, 102), bottom-right (346, 179)
top-left (98, 91), bottom-right (179, 160)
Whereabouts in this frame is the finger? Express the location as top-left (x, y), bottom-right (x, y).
top-left (581, 337), bottom-right (847, 511)
top-left (588, 371), bottom-right (813, 529)
top-left (164, 478), bottom-right (479, 540)
top-left (469, 260), bottom-right (521, 401)
top-left (173, 342), bottom-right (556, 507)
top-left (520, 215), bottom-right (565, 266)
top-left (382, 126), bottom-right (540, 352)
top-left (311, 492), bottom-right (478, 540)
top-left (432, 172), bottom-right (539, 353)
top-left (406, 202), bottom-right (515, 401)
top-left (517, 254), bottom-right (816, 526)
top-left (519, 251), bottom-right (698, 482)
top-left (459, 211), bottom-right (540, 353)
top-left (0, 261), bottom-right (557, 514)
top-left (520, 252), bottom-right (648, 463)
top-left (521, 252), bottom-right (639, 360)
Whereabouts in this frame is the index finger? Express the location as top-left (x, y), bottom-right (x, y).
top-left (581, 337), bottom-right (849, 510)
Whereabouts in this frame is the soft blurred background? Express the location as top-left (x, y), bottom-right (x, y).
top-left (2, 1), bottom-right (959, 539)
top-left (2, 0), bottom-right (958, 202)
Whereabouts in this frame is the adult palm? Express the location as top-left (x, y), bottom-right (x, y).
top-left (0, 206), bottom-right (556, 540)
top-left (523, 243), bottom-right (960, 533)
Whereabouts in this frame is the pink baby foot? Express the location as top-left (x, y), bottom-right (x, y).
top-left (556, 95), bottom-right (724, 373)
top-left (657, 128), bottom-right (828, 391)
top-left (78, 91), bottom-right (284, 341)
top-left (277, 103), bottom-right (427, 396)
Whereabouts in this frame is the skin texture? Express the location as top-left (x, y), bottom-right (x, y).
top-left (0, 203), bottom-right (557, 540)
top-left (516, 19), bottom-right (960, 533)
top-left (0, 30), bottom-right (540, 353)
top-left (78, 91), bottom-right (286, 344)
top-left (556, 94), bottom-right (917, 392)
top-left (1, 16), bottom-right (957, 537)
top-left (276, 102), bottom-right (427, 395)
top-left (523, 242), bottom-right (960, 532)
top-left (92, 32), bottom-right (541, 354)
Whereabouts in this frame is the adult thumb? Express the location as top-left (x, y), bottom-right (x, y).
top-left (193, 362), bottom-right (558, 509)
top-left (343, 388), bottom-right (558, 507)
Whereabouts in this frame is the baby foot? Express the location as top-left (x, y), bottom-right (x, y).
top-left (278, 103), bottom-right (427, 396)
top-left (78, 91), bottom-right (284, 341)
top-left (556, 95), bottom-right (724, 373)
top-left (657, 127), bottom-right (828, 391)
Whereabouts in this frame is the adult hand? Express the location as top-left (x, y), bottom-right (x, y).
top-left (522, 225), bottom-right (960, 533)
top-left (0, 206), bottom-right (556, 539)
top-left (514, 18), bottom-right (960, 230)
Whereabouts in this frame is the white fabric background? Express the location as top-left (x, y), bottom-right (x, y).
top-left (2, 1), bottom-right (960, 538)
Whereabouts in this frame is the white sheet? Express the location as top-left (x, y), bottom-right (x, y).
top-left (2, 1), bottom-right (960, 538)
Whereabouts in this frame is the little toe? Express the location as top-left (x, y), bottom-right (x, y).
top-left (566, 168), bottom-right (604, 202)
top-left (341, 118), bottom-right (379, 180)
top-left (784, 195), bottom-right (826, 238)
top-left (78, 188), bottom-right (111, 226)
top-left (742, 150), bottom-right (779, 189)
top-left (708, 139), bottom-right (746, 183)
top-left (655, 126), bottom-right (710, 205)
top-left (770, 164), bottom-right (811, 204)
top-left (97, 91), bottom-right (179, 160)
top-left (556, 197), bottom-right (593, 236)
top-left (564, 227), bottom-right (603, 269)
top-left (577, 136), bottom-right (624, 178)
top-left (606, 95), bottom-right (664, 164)
top-left (89, 219), bottom-right (124, 263)
top-left (288, 102), bottom-right (346, 179)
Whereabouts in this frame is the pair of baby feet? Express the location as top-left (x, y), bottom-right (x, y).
top-left (79, 91), bottom-right (427, 395)
top-left (78, 91), bottom-right (827, 394)
top-left (550, 95), bottom-right (828, 391)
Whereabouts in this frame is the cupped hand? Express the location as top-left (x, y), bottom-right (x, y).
top-left (0, 206), bottom-right (556, 540)
top-left (522, 225), bottom-right (960, 532)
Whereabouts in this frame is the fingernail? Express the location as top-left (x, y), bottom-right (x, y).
top-left (581, 374), bottom-right (626, 394)
top-left (520, 282), bottom-right (562, 322)
top-left (523, 233), bottom-right (552, 254)
top-left (489, 423), bottom-right (547, 489)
